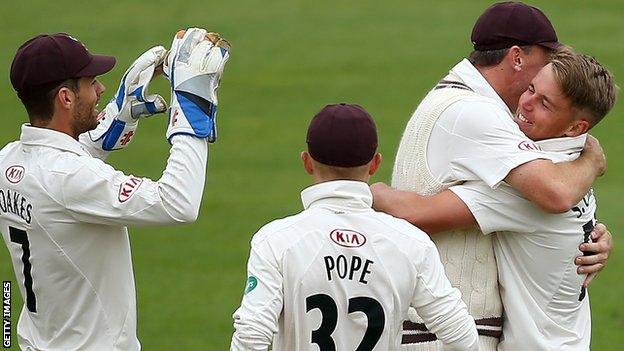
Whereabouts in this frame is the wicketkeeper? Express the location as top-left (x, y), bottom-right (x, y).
top-left (1, 28), bottom-right (229, 350)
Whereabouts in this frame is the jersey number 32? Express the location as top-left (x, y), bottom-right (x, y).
top-left (306, 293), bottom-right (384, 351)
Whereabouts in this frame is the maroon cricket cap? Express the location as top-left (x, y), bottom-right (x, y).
top-left (306, 103), bottom-right (378, 167)
top-left (471, 2), bottom-right (561, 51)
top-left (10, 33), bottom-right (116, 95)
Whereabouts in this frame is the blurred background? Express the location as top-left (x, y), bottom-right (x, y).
top-left (1, 0), bottom-right (622, 349)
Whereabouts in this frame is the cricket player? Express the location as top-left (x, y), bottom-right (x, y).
top-left (1, 28), bottom-right (229, 350)
top-left (384, 3), bottom-right (612, 350)
top-left (230, 104), bottom-right (478, 351)
top-left (373, 48), bottom-right (617, 350)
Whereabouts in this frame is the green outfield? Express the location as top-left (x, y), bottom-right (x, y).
top-left (0, 0), bottom-right (622, 349)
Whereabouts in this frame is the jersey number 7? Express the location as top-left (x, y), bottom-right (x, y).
top-left (8, 226), bottom-right (37, 313)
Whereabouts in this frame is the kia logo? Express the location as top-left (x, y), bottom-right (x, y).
top-left (518, 140), bottom-right (542, 151)
top-left (330, 229), bottom-right (367, 248)
top-left (118, 176), bottom-right (143, 203)
top-left (5, 166), bottom-right (25, 184)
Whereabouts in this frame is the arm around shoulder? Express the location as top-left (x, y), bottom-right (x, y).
top-left (371, 183), bottom-right (476, 234)
top-left (505, 157), bottom-right (598, 213)
top-left (505, 135), bottom-right (605, 213)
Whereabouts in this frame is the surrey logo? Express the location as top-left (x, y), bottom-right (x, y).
top-left (118, 176), bottom-right (143, 203)
top-left (244, 276), bottom-right (258, 294)
top-left (66, 35), bottom-right (88, 51)
top-left (5, 166), bottom-right (25, 184)
top-left (330, 229), bottom-right (367, 248)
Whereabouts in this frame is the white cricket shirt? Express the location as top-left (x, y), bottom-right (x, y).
top-left (426, 59), bottom-right (546, 188)
top-left (0, 125), bottom-right (208, 350)
top-left (230, 180), bottom-right (478, 351)
top-left (450, 135), bottom-right (593, 351)
top-left (393, 58), bottom-right (546, 351)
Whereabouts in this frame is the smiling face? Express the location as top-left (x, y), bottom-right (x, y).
top-left (511, 45), bottom-right (552, 107)
top-left (70, 76), bottom-right (105, 137)
top-left (514, 63), bottom-right (587, 141)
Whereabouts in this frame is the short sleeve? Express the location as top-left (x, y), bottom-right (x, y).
top-left (449, 181), bottom-right (539, 234)
top-left (430, 100), bottom-right (548, 188)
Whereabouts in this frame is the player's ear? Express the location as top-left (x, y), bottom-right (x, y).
top-left (56, 86), bottom-right (75, 111)
top-left (507, 45), bottom-right (523, 72)
top-left (368, 153), bottom-right (382, 176)
top-left (301, 151), bottom-right (314, 175)
top-left (564, 119), bottom-right (590, 137)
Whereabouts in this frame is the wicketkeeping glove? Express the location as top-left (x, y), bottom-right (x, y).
top-left (164, 28), bottom-right (230, 143)
top-left (88, 46), bottom-right (168, 150)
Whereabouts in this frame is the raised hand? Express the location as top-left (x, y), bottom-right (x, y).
top-left (164, 28), bottom-right (231, 143)
top-left (88, 46), bottom-right (168, 150)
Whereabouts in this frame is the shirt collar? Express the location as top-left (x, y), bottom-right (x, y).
top-left (19, 124), bottom-right (91, 156)
top-left (450, 58), bottom-right (512, 115)
top-left (301, 180), bottom-right (373, 211)
top-left (536, 133), bottom-right (586, 153)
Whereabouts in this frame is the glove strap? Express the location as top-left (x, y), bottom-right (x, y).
top-left (167, 91), bottom-right (217, 143)
top-left (101, 119), bottom-right (138, 151)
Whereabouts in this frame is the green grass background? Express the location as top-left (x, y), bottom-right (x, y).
top-left (0, 0), bottom-right (622, 349)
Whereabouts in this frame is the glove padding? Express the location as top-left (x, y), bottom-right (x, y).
top-left (88, 46), bottom-right (168, 150)
top-left (164, 28), bottom-right (230, 143)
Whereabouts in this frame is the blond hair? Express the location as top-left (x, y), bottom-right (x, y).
top-left (551, 47), bottom-right (618, 127)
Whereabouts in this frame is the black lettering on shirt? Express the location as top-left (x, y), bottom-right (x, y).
top-left (5, 190), bottom-right (13, 214)
top-left (324, 255), bottom-right (374, 285)
top-left (0, 189), bottom-right (33, 224)
top-left (0, 190), bottom-right (5, 212)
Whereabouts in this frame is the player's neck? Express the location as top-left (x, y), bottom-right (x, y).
top-left (31, 113), bottom-right (78, 140)
top-left (477, 66), bottom-right (520, 112)
top-left (312, 174), bottom-right (370, 185)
